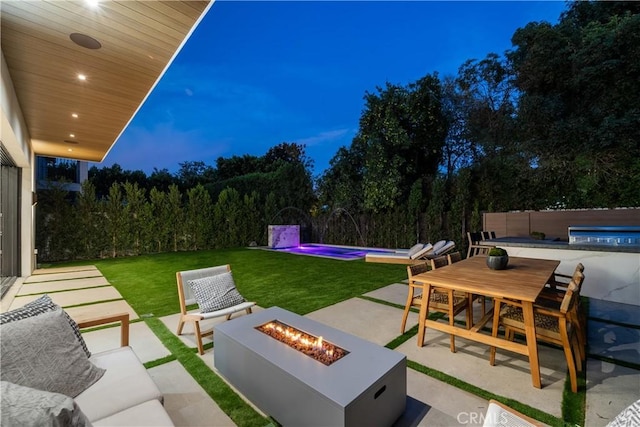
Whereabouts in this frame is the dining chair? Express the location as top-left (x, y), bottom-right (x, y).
top-left (401, 257), bottom-right (472, 352)
top-left (536, 266), bottom-right (587, 363)
top-left (490, 274), bottom-right (584, 392)
top-left (542, 263), bottom-right (585, 296)
top-left (448, 251), bottom-right (486, 316)
top-left (467, 231), bottom-right (490, 258)
top-left (447, 251), bottom-right (462, 264)
top-left (481, 231), bottom-right (496, 241)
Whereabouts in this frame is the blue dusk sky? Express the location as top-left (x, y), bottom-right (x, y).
top-left (100, 0), bottom-right (568, 178)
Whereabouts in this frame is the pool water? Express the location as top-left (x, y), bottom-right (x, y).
top-left (269, 244), bottom-right (396, 261)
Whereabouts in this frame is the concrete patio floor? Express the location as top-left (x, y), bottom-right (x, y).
top-left (2, 266), bottom-right (638, 426)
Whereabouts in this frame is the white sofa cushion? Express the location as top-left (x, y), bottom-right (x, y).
top-left (93, 399), bottom-right (174, 427)
top-left (76, 347), bottom-right (162, 422)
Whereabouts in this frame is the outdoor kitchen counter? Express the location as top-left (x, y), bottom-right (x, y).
top-left (479, 237), bottom-right (640, 254)
top-left (480, 237), bottom-right (640, 306)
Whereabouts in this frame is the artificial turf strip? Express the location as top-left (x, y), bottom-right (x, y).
top-left (385, 324), bottom-right (419, 349)
top-left (406, 360), bottom-right (564, 427)
top-left (143, 354), bottom-right (177, 369)
top-left (357, 295), bottom-right (408, 311)
top-left (144, 317), bottom-right (268, 427)
top-left (561, 369), bottom-right (586, 427)
top-left (93, 248), bottom-right (406, 318)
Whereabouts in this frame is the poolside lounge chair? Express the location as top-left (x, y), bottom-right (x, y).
top-left (365, 240), bottom-right (455, 264)
top-left (365, 243), bottom-right (433, 264)
top-left (176, 264), bottom-right (255, 355)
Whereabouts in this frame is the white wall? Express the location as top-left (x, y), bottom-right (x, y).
top-left (1, 49), bottom-right (35, 277)
top-left (503, 246), bottom-right (640, 306)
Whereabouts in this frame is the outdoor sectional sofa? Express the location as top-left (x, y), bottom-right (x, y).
top-left (0, 296), bottom-right (173, 426)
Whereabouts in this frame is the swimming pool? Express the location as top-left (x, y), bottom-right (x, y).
top-left (267, 244), bottom-right (397, 261)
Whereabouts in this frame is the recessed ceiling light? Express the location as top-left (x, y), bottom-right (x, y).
top-left (72, 113), bottom-right (79, 118)
top-left (70, 133), bottom-right (75, 138)
top-left (68, 149), bottom-right (73, 152)
top-left (78, 74), bottom-right (87, 81)
top-left (85, 0), bottom-right (99, 8)
top-left (70, 33), bottom-right (102, 50)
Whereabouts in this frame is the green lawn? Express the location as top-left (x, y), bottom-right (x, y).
top-left (91, 248), bottom-right (406, 317)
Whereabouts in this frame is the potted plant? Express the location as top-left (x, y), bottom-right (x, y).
top-left (530, 231), bottom-right (546, 240)
top-left (486, 247), bottom-right (509, 270)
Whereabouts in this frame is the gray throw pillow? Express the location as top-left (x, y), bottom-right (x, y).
top-left (187, 271), bottom-right (246, 313)
top-left (0, 294), bottom-right (91, 357)
top-left (1, 381), bottom-right (93, 427)
top-left (0, 308), bottom-right (105, 398)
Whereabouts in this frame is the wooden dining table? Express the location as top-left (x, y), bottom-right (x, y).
top-left (413, 256), bottom-right (560, 389)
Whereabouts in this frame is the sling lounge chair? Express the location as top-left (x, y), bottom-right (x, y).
top-left (176, 264), bottom-right (255, 355)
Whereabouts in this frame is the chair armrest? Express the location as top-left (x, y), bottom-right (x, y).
top-left (493, 296), bottom-right (523, 308)
top-left (533, 306), bottom-right (562, 318)
top-left (77, 313), bottom-right (130, 347)
top-left (547, 273), bottom-right (571, 290)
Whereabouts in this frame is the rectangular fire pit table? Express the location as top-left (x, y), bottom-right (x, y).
top-left (214, 306), bottom-right (406, 426)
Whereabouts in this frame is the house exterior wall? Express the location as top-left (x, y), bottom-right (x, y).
top-left (1, 50), bottom-right (35, 278)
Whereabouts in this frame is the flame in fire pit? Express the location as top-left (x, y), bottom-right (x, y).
top-left (256, 320), bottom-right (349, 366)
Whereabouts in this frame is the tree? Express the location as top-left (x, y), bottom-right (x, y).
top-left (35, 181), bottom-right (77, 261)
top-left (185, 185), bottom-right (213, 250)
top-left (76, 181), bottom-right (105, 258)
top-left (316, 145), bottom-right (365, 213)
top-left (122, 182), bottom-right (148, 255)
top-left (89, 164), bottom-right (127, 199)
top-left (104, 184), bottom-right (126, 257)
top-left (355, 74), bottom-right (448, 211)
top-left (149, 168), bottom-right (177, 192)
top-left (213, 188), bottom-right (242, 248)
top-left (148, 188), bottom-right (171, 252)
top-left (176, 161), bottom-right (215, 191)
top-left (263, 142), bottom-right (314, 172)
top-left (510, 2), bottom-right (640, 207)
top-left (166, 185), bottom-right (184, 252)
top-left (216, 155), bottom-right (262, 180)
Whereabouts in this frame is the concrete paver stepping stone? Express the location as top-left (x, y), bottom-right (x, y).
top-left (17, 276), bottom-right (110, 295)
top-left (393, 368), bottom-right (490, 426)
top-left (32, 265), bottom-right (98, 275)
top-left (24, 270), bottom-right (103, 283)
top-left (149, 361), bottom-right (237, 427)
top-left (10, 286), bottom-right (123, 310)
top-left (66, 299), bottom-right (139, 323)
top-left (396, 329), bottom-right (564, 418)
top-left (305, 297), bottom-right (418, 346)
top-left (585, 359), bottom-right (640, 426)
top-left (82, 321), bottom-right (169, 363)
top-left (364, 283), bottom-right (412, 306)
